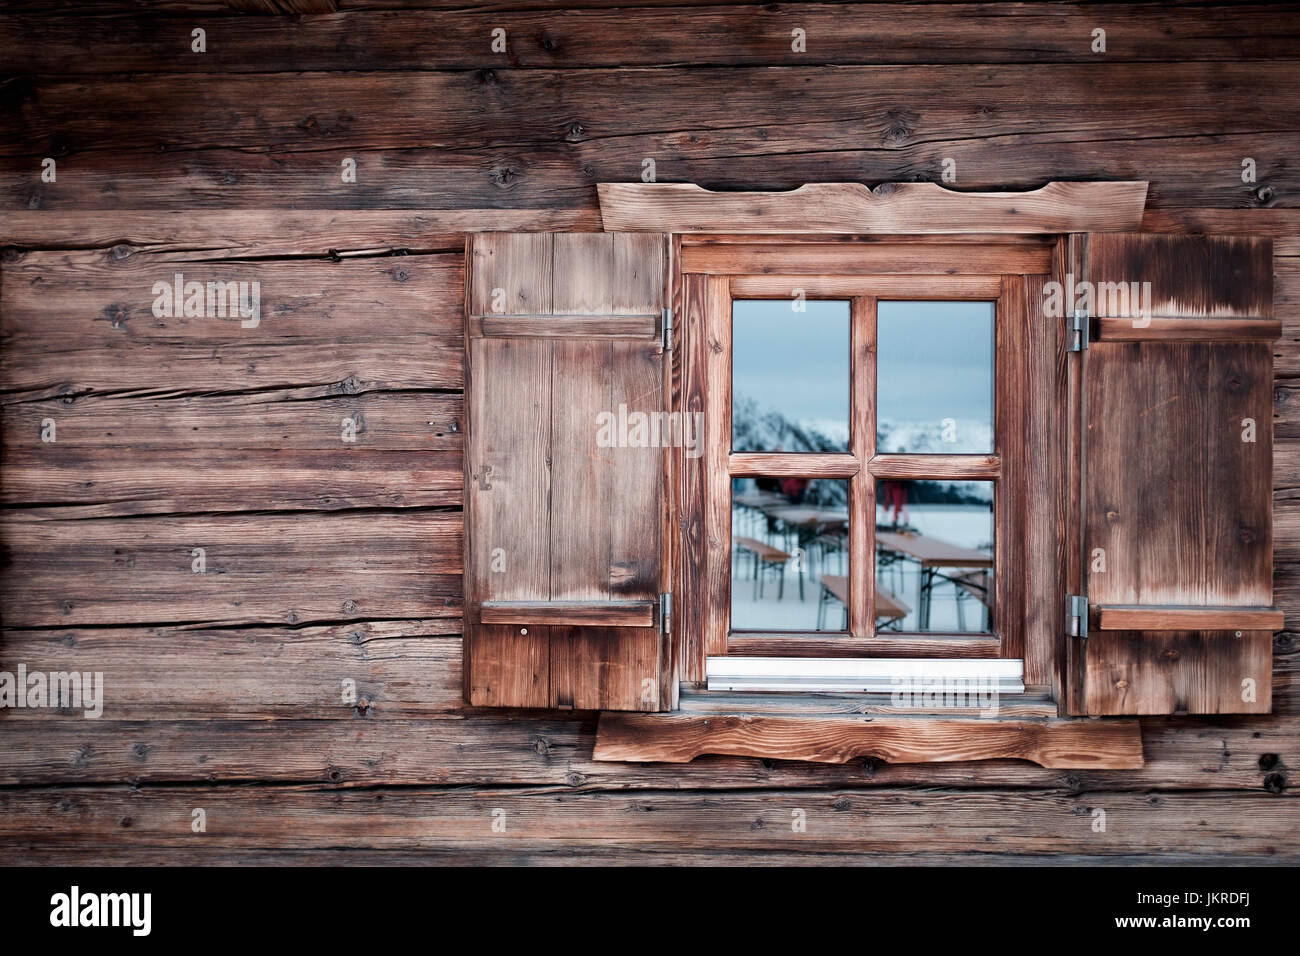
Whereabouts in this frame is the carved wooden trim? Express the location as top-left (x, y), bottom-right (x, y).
top-left (594, 712), bottom-right (1144, 768)
top-left (599, 181), bottom-right (1149, 234)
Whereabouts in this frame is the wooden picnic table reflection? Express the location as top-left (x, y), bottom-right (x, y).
top-left (816, 574), bottom-right (910, 631)
top-left (875, 529), bottom-right (992, 630)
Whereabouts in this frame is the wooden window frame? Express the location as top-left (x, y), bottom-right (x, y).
top-left (679, 237), bottom-right (1043, 681)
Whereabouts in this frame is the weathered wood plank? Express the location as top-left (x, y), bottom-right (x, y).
top-left (594, 713), bottom-right (1144, 769)
top-left (0, 786), bottom-right (1293, 860)
top-left (1, 713), bottom-right (1297, 793)
top-left (0, 392), bottom-right (463, 514)
top-left (8, 6), bottom-right (1300, 74)
top-left (601, 181), bottom-right (1148, 234)
top-left (6, 66), bottom-right (1298, 211)
top-left (0, 250), bottom-right (464, 398)
top-left (0, 209), bottom-right (598, 254)
top-left (0, 512), bottom-right (462, 627)
top-left (0, 623), bottom-right (463, 720)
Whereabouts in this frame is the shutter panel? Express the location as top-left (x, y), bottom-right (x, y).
top-left (1072, 233), bottom-right (1283, 715)
top-left (464, 233), bottom-right (673, 711)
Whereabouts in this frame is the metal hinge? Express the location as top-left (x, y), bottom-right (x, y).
top-left (659, 592), bottom-right (672, 635)
top-left (1068, 308), bottom-right (1090, 352)
top-left (661, 307), bottom-right (674, 350)
top-left (1067, 594), bottom-right (1089, 640)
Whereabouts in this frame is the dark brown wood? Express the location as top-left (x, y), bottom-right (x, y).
top-left (11, 6), bottom-right (1300, 74)
top-left (594, 713), bottom-right (1144, 769)
top-left (1096, 606), bottom-right (1285, 632)
top-left (480, 601), bottom-right (655, 627)
top-left (600, 181), bottom-right (1148, 234)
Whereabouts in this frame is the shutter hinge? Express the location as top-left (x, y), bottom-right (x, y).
top-left (1067, 594), bottom-right (1089, 640)
top-left (1068, 308), bottom-right (1090, 352)
top-left (659, 592), bottom-right (672, 635)
top-left (661, 307), bottom-right (674, 350)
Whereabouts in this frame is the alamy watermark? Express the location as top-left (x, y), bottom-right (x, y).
top-left (0, 664), bottom-right (103, 718)
top-left (890, 674), bottom-right (1001, 717)
top-left (152, 272), bottom-right (261, 328)
top-left (595, 403), bottom-right (703, 459)
top-left (1043, 272), bottom-right (1153, 327)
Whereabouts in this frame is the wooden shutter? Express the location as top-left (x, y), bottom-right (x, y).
top-left (1070, 233), bottom-right (1283, 715)
top-left (464, 233), bottom-right (674, 711)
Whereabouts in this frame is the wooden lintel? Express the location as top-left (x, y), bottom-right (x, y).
top-left (599, 181), bottom-right (1149, 234)
top-left (1096, 605), bottom-right (1285, 631)
top-left (593, 712), bottom-right (1144, 769)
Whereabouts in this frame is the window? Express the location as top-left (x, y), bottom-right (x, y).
top-left (467, 219), bottom-right (1282, 737)
top-left (688, 251), bottom-right (1028, 667)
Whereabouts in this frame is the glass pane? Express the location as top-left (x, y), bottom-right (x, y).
top-left (877, 301), bottom-right (994, 453)
top-left (875, 479), bottom-right (994, 633)
top-left (732, 299), bottom-right (850, 453)
top-left (731, 477), bottom-right (849, 631)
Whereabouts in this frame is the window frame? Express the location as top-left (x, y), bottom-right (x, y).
top-left (677, 237), bottom-right (1045, 682)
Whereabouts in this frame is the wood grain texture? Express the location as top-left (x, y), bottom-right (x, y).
top-left (1097, 606), bottom-right (1285, 631)
top-left (1087, 343), bottom-right (1274, 609)
top-left (601, 181), bottom-right (1148, 234)
top-left (728, 452), bottom-right (859, 478)
top-left (594, 713), bottom-right (1144, 769)
top-left (0, 511), bottom-right (462, 628)
top-left (10, 5), bottom-right (1300, 74)
top-left (0, 209), bottom-right (599, 255)
top-left (1089, 234), bottom-right (1273, 320)
top-left (464, 234), bottom-right (668, 710)
top-left (480, 600), bottom-right (655, 627)
top-left (1097, 317), bottom-right (1282, 341)
top-left (0, 250), bottom-right (464, 399)
top-left (682, 242), bottom-right (1051, 276)
top-left (1023, 271), bottom-right (1065, 698)
top-left (868, 454), bottom-right (1000, 480)
top-left (1084, 631), bottom-right (1273, 715)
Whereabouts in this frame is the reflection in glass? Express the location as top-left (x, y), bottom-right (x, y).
top-left (732, 299), bottom-right (850, 453)
top-left (875, 479), bottom-right (994, 633)
top-left (731, 477), bottom-right (848, 631)
top-left (877, 301), bottom-right (994, 453)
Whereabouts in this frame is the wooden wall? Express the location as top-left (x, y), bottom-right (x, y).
top-left (1, 0), bottom-right (1298, 864)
